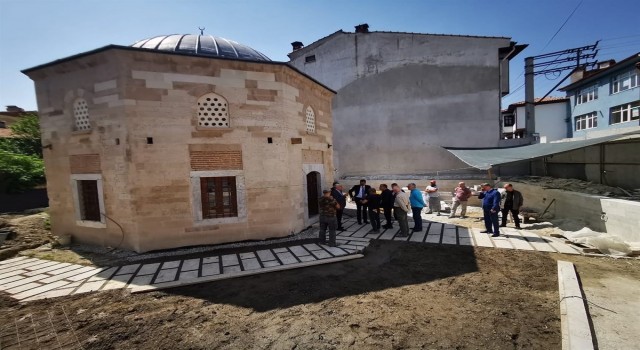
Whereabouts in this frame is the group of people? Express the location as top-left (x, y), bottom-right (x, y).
top-left (317, 179), bottom-right (523, 245)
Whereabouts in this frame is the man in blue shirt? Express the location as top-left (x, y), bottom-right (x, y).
top-left (407, 183), bottom-right (426, 232)
top-left (478, 183), bottom-right (501, 237)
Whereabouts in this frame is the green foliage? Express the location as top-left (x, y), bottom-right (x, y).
top-left (0, 150), bottom-right (45, 193)
top-left (0, 114), bottom-right (42, 157)
top-left (0, 114), bottom-right (45, 193)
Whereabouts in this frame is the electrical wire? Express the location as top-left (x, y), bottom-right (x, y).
top-left (539, 0), bottom-right (584, 52)
top-left (560, 295), bottom-right (617, 314)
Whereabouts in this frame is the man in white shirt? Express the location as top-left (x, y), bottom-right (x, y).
top-left (392, 184), bottom-right (411, 237)
top-left (425, 180), bottom-right (441, 215)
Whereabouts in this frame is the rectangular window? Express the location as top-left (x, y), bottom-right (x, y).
top-left (576, 85), bottom-right (598, 105)
top-left (305, 55), bottom-right (316, 63)
top-left (610, 101), bottom-right (640, 124)
top-left (611, 70), bottom-right (639, 94)
top-left (71, 174), bottom-right (105, 228)
top-left (200, 177), bottom-right (238, 218)
top-left (77, 180), bottom-right (101, 221)
top-left (575, 112), bottom-right (598, 131)
top-left (503, 115), bottom-right (515, 127)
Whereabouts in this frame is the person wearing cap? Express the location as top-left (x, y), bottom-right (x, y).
top-left (392, 184), bottom-right (411, 237)
top-left (331, 182), bottom-right (347, 231)
top-left (407, 183), bottom-right (426, 232)
top-left (318, 189), bottom-right (340, 246)
top-left (478, 183), bottom-right (501, 237)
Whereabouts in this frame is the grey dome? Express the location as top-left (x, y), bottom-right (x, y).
top-left (131, 34), bottom-right (271, 61)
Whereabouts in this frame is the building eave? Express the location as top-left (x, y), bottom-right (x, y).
top-left (559, 52), bottom-right (640, 92)
top-left (21, 45), bottom-right (336, 94)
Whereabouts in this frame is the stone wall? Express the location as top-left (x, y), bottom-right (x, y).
top-left (26, 48), bottom-right (334, 252)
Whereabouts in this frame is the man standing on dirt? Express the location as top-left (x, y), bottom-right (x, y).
top-left (331, 182), bottom-right (347, 231)
top-left (478, 183), bottom-right (501, 237)
top-left (318, 189), bottom-right (340, 247)
top-left (450, 182), bottom-right (472, 218)
top-left (392, 184), bottom-right (411, 237)
top-left (500, 183), bottom-right (523, 229)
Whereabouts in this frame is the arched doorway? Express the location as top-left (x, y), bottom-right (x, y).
top-left (306, 171), bottom-right (321, 217)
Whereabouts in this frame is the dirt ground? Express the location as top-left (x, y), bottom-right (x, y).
top-left (0, 212), bottom-right (55, 260)
top-left (2, 242), bottom-right (563, 350)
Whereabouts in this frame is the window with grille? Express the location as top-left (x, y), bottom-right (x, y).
top-left (305, 106), bottom-right (316, 133)
top-left (77, 180), bottom-right (101, 221)
top-left (575, 112), bottom-right (598, 131)
top-left (610, 101), bottom-right (640, 124)
top-left (200, 177), bottom-right (238, 218)
top-left (73, 99), bottom-right (91, 131)
top-left (197, 93), bottom-right (229, 128)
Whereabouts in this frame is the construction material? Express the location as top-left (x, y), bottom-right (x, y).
top-left (557, 260), bottom-right (595, 350)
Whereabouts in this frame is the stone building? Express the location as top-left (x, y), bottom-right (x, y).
top-left (288, 24), bottom-right (526, 178)
top-left (22, 34), bottom-right (335, 253)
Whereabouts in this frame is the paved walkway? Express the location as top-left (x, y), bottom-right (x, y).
top-left (338, 216), bottom-right (582, 254)
top-left (0, 213), bottom-right (586, 302)
top-left (0, 239), bottom-right (368, 302)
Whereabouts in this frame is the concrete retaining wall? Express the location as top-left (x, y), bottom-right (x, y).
top-left (505, 182), bottom-right (640, 242)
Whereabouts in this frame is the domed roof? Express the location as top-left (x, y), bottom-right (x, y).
top-left (131, 34), bottom-right (271, 61)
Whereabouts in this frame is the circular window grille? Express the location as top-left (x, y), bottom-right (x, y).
top-left (73, 99), bottom-right (91, 131)
top-left (305, 107), bottom-right (316, 133)
top-left (197, 93), bottom-right (229, 127)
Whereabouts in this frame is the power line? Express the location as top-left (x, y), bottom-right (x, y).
top-left (539, 0), bottom-right (584, 52)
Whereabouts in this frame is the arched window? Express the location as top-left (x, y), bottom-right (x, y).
top-left (73, 99), bottom-right (91, 131)
top-left (305, 106), bottom-right (316, 133)
top-left (197, 93), bottom-right (229, 128)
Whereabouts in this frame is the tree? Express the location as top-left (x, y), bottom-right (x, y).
top-left (0, 114), bottom-right (45, 193)
top-left (0, 114), bottom-right (42, 157)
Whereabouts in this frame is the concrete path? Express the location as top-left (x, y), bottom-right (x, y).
top-left (0, 238), bottom-right (368, 302)
top-left (338, 216), bottom-right (582, 254)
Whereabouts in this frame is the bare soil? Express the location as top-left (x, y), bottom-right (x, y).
top-left (0, 212), bottom-right (55, 260)
top-left (1, 242), bottom-right (562, 349)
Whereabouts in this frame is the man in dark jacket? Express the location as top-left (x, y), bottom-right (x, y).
top-left (501, 183), bottom-right (524, 229)
top-left (379, 184), bottom-right (394, 229)
top-left (348, 179), bottom-right (371, 225)
top-left (478, 183), bottom-right (501, 237)
top-left (331, 182), bottom-right (347, 231)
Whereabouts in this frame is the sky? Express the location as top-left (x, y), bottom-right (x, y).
top-left (1, 0), bottom-right (639, 111)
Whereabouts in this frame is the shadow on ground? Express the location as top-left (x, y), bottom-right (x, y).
top-left (163, 240), bottom-right (478, 312)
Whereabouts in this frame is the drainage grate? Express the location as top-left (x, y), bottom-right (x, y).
top-left (0, 305), bottom-right (83, 349)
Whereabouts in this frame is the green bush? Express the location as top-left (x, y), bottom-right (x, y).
top-left (0, 150), bottom-right (45, 193)
top-left (0, 114), bottom-right (42, 157)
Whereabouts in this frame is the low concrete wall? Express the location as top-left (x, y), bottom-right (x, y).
top-left (505, 182), bottom-right (640, 242)
top-left (0, 188), bottom-right (49, 214)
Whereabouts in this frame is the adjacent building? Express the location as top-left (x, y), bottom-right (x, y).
top-left (288, 24), bottom-right (526, 177)
top-left (501, 97), bottom-right (569, 143)
top-left (559, 52), bottom-right (640, 139)
top-left (23, 34), bottom-right (335, 252)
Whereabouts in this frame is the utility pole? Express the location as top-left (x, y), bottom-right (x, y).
top-left (523, 42), bottom-right (599, 143)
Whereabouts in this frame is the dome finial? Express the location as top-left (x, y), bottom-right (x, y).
top-left (198, 27), bottom-right (205, 35)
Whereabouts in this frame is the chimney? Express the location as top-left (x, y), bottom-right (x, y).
top-left (355, 23), bottom-right (369, 33)
top-left (570, 67), bottom-right (585, 83)
top-left (597, 60), bottom-right (616, 69)
top-left (291, 41), bottom-right (304, 51)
